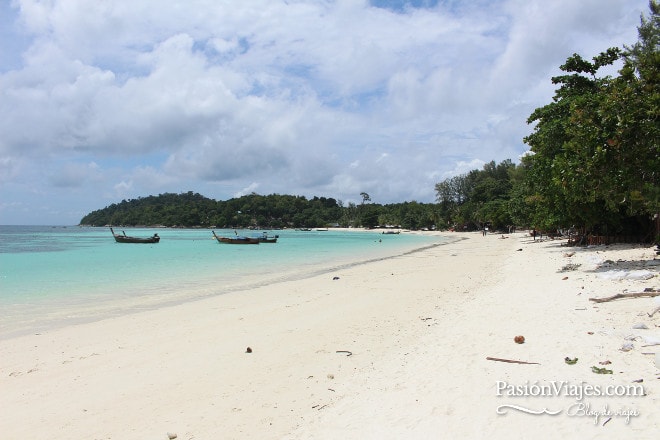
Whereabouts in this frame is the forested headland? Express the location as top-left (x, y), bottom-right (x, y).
top-left (80, 3), bottom-right (659, 241)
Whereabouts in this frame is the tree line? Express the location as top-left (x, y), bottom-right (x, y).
top-left (81, 3), bottom-right (659, 240)
top-left (78, 191), bottom-right (441, 230)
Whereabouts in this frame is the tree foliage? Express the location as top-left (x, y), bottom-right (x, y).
top-left (434, 160), bottom-right (517, 231)
top-left (519, 1), bottom-right (659, 236)
top-left (79, 191), bottom-right (441, 230)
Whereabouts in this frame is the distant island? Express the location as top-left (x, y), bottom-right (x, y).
top-left (79, 191), bottom-right (438, 230)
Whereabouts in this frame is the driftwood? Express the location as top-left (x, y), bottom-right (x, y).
top-left (486, 356), bottom-right (540, 365)
top-left (589, 291), bottom-right (660, 303)
top-left (336, 350), bottom-right (353, 356)
top-left (648, 306), bottom-right (660, 318)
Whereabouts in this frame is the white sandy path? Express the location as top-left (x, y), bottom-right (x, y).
top-left (0, 232), bottom-right (658, 439)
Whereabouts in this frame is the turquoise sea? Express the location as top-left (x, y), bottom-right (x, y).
top-left (0, 226), bottom-right (449, 338)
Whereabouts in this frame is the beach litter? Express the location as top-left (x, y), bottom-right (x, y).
top-left (589, 289), bottom-right (660, 303)
top-left (558, 263), bottom-right (581, 272)
top-left (591, 366), bottom-right (613, 374)
top-left (564, 357), bottom-right (578, 365)
top-left (486, 356), bottom-right (539, 365)
top-left (597, 270), bottom-right (655, 281)
top-left (620, 342), bottom-right (634, 352)
top-left (639, 335), bottom-right (660, 346)
top-left (514, 335), bottom-right (525, 344)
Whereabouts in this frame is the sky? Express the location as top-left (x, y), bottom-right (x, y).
top-left (0, 0), bottom-right (650, 225)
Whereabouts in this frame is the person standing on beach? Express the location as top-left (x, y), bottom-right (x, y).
top-left (532, 229), bottom-right (537, 240)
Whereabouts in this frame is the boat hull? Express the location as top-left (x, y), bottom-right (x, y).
top-left (212, 231), bottom-right (259, 244)
top-left (110, 227), bottom-right (160, 243)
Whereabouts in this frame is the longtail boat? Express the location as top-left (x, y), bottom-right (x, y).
top-left (110, 227), bottom-right (160, 244)
top-left (212, 230), bottom-right (259, 244)
top-left (255, 232), bottom-right (279, 243)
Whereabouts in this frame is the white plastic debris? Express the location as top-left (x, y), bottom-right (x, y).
top-left (639, 335), bottom-right (660, 346)
top-left (597, 270), bottom-right (655, 281)
top-left (620, 342), bottom-right (634, 352)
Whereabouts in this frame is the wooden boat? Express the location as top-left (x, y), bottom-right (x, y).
top-left (110, 227), bottom-right (160, 243)
top-left (382, 230), bottom-right (400, 235)
top-left (255, 232), bottom-right (279, 243)
top-left (212, 231), bottom-right (259, 244)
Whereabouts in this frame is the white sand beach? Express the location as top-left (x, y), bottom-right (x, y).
top-left (1, 231), bottom-right (658, 439)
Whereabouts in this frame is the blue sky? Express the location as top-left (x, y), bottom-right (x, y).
top-left (0, 0), bottom-right (649, 225)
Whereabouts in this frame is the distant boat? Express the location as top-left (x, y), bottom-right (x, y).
top-left (382, 230), bottom-right (400, 235)
top-left (212, 230), bottom-right (259, 244)
top-left (255, 232), bottom-right (279, 243)
top-left (316, 228), bottom-right (329, 231)
top-left (110, 227), bottom-right (160, 244)
top-left (296, 228), bottom-right (312, 231)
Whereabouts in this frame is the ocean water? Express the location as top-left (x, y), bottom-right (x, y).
top-left (0, 226), bottom-right (448, 338)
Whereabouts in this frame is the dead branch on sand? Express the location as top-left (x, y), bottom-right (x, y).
top-left (486, 356), bottom-right (540, 365)
top-left (589, 290), bottom-right (660, 303)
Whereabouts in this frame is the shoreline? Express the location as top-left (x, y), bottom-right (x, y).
top-left (0, 228), bottom-right (449, 340)
top-left (1, 231), bottom-right (658, 439)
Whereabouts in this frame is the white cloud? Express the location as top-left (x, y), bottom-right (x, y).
top-left (234, 182), bottom-right (260, 198)
top-left (0, 0), bottom-right (650, 224)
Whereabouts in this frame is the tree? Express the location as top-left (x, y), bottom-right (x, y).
top-left (520, 1), bottom-right (659, 238)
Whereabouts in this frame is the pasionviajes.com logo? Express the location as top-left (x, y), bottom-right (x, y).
top-left (495, 380), bottom-right (645, 424)
top-left (496, 380), bottom-right (645, 401)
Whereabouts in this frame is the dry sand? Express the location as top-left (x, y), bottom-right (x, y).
top-left (1, 231), bottom-right (658, 439)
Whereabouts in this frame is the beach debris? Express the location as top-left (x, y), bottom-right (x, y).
top-left (564, 357), bottom-right (578, 365)
top-left (599, 360), bottom-right (612, 365)
top-left (632, 379), bottom-right (644, 383)
top-left (514, 335), bottom-right (525, 344)
top-left (562, 276), bottom-right (569, 280)
top-left (632, 323), bottom-right (649, 330)
top-left (640, 335), bottom-right (660, 346)
top-left (336, 350), bottom-right (353, 356)
top-left (648, 306), bottom-right (660, 318)
top-left (559, 263), bottom-right (581, 272)
top-left (620, 342), bottom-right (634, 352)
top-left (327, 374), bottom-right (334, 379)
top-left (589, 290), bottom-right (660, 303)
top-left (332, 276), bottom-right (340, 280)
top-left (587, 331), bottom-right (594, 335)
top-left (597, 270), bottom-right (654, 281)
top-left (563, 252), bottom-right (575, 257)
top-left (167, 433), bottom-right (177, 439)
top-left (591, 366), bottom-right (613, 374)
top-left (516, 248), bottom-right (522, 251)
top-left (486, 356), bottom-right (540, 365)
top-left (245, 347), bottom-right (252, 353)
